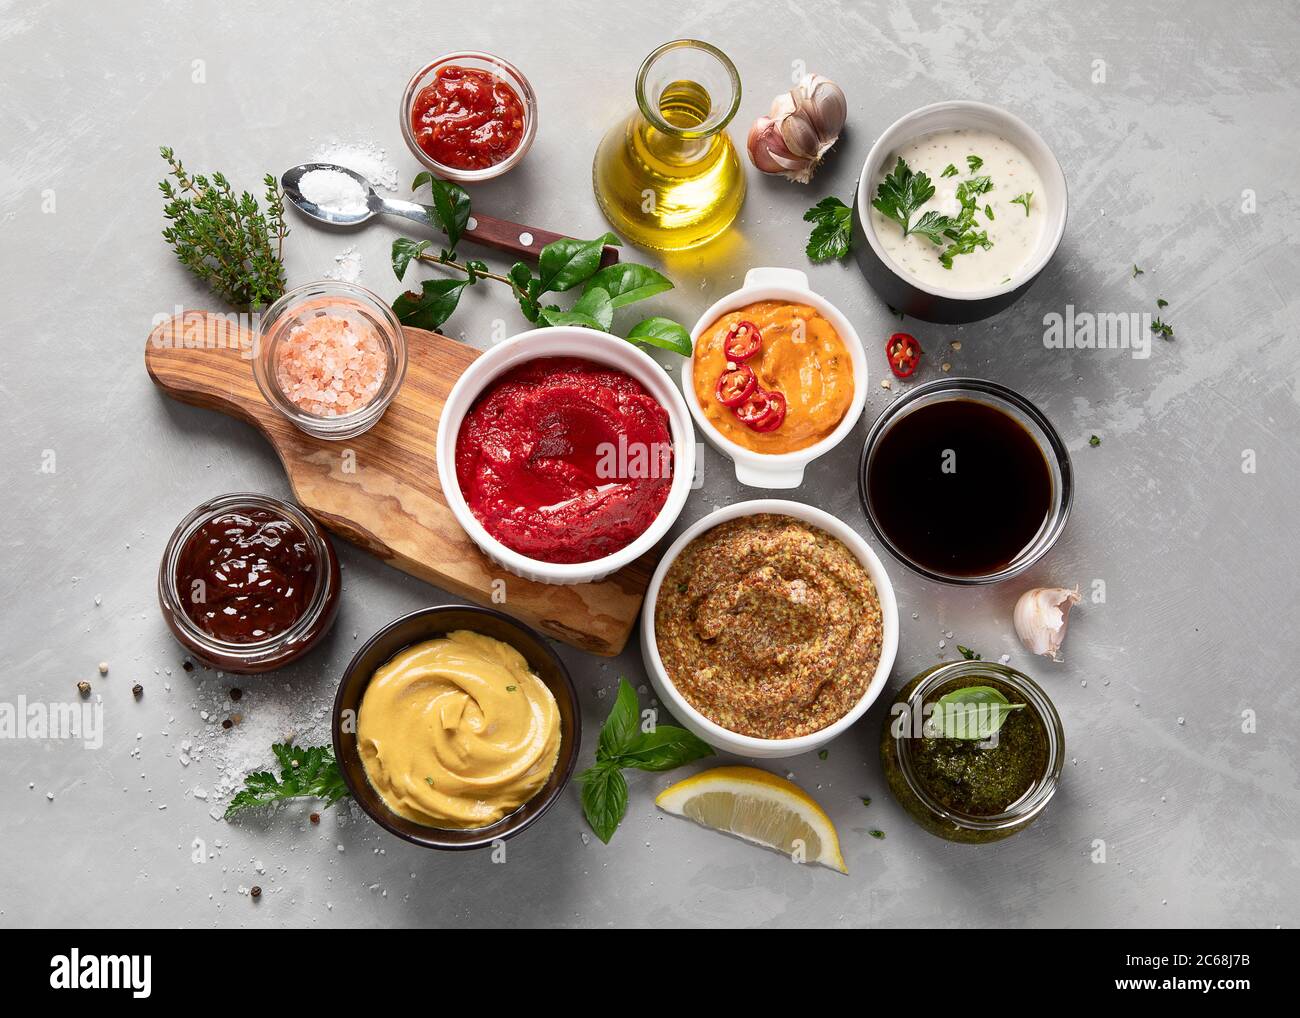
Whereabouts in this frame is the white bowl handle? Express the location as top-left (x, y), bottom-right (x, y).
top-left (743, 266), bottom-right (809, 291)
top-left (733, 458), bottom-right (806, 489)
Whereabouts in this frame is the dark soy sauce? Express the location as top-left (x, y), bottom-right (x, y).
top-left (867, 398), bottom-right (1052, 577)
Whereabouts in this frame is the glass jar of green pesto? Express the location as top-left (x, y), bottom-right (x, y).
top-left (880, 661), bottom-right (1064, 843)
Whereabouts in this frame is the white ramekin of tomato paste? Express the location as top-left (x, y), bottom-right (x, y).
top-left (437, 326), bottom-right (696, 585)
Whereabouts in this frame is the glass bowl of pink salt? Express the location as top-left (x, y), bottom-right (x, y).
top-left (253, 281), bottom-right (407, 440)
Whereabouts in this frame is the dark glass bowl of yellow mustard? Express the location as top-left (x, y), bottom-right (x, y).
top-left (880, 661), bottom-right (1064, 844)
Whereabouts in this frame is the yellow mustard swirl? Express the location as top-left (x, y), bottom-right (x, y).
top-left (358, 630), bottom-right (561, 829)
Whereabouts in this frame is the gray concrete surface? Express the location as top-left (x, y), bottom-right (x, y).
top-left (1, 0), bottom-right (1297, 928)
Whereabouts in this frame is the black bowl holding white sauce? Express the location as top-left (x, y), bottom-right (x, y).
top-left (851, 101), bottom-right (1067, 324)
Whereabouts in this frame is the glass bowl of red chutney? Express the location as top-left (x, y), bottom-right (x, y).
top-left (157, 493), bottom-right (341, 673)
top-left (400, 51), bottom-right (537, 183)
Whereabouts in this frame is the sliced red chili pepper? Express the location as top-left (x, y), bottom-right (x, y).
top-left (734, 388), bottom-right (787, 432)
top-left (748, 390), bottom-right (787, 432)
top-left (734, 388), bottom-right (772, 425)
top-left (886, 332), bottom-right (921, 378)
top-left (715, 364), bottom-right (757, 407)
top-left (723, 320), bottom-right (763, 361)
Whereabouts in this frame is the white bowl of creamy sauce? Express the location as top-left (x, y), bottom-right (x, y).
top-left (853, 102), bottom-right (1067, 323)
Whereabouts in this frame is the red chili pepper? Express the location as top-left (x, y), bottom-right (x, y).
top-left (886, 332), bottom-right (921, 377)
top-left (715, 364), bottom-right (757, 407)
top-left (723, 320), bottom-right (763, 361)
top-left (735, 388), bottom-right (786, 432)
top-left (749, 390), bottom-right (787, 432)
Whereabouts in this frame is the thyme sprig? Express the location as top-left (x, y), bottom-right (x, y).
top-left (158, 146), bottom-right (288, 309)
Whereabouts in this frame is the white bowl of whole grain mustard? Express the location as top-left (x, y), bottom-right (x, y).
top-left (851, 101), bottom-right (1068, 324)
top-left (641, 499), bottom-right (899, 759)
top-left (684, 267), bottom-right (867, 489)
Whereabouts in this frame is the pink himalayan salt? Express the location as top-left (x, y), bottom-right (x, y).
top-left (274, 313), bottom-right (387, 417)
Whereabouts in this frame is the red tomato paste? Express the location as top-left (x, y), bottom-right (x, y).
top-left (455, 357), bottom-right (674, 564)
top-left (410, 64), bottom-right (526, 170)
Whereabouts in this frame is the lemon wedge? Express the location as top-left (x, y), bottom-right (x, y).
top-left (655, 765), bottom-right (847, 874)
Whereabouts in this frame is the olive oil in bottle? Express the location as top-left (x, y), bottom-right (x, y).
top-left (592, 41), bottom-right (746, 251)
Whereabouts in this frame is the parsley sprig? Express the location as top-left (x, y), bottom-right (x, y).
top-left (578, 679), bottom-right (713, 843)
top-left (871, 157), bottom-right (942, 239)
top-left (224, 743), bottom-right (348, 820)
top-left (803, 196), bottom-right (854, 261)
top-left (870, 157), bottom-right (995, 270)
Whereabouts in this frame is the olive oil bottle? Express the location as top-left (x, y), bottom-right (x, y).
top-left (593, 40), bottom-right (746, 251)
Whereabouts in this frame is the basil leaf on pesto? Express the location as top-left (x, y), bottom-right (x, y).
top-left (932, 685), bottom-right (1025, 740)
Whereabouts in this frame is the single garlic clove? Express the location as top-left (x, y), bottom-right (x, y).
top-left (802, 76), bottom-right (847, 143)
top-left (779, 110), bottom-right (824, 161)
top-left (747, 117), bottom-right (799, 175)
top-left (1013, 587), bottom-right (1082, 662)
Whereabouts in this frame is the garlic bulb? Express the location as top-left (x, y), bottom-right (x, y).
top-left (747, 74), bottom-right (847, 184)
top-left (1013, 587), bottom-right (1082, 662)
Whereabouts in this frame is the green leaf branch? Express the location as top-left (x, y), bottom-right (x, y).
top-left (390, 176), bottom-right (691, 354)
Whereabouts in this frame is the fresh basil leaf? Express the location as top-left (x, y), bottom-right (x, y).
top-left (583, 263), bottom-right (673, 308)
top-left (536, 233), bottom-right (620, 294)
top-left (626, 316), bottom-right (692, 356)
top-left (578, 762), bottom-right (628, 844)
top-left (392, 278), bottom-right (468, 331)
top-left (412, 172), bottom-right (471, 252)
top-left (570, 286), bottom-right (614, 330)
top-left (932, 685), bottom-right (1025, 740)
top-left (597, 678), bottom-right (641, 761)
top-left (391, 237), bottom-right (431, 281)
top-left (615, 725), bottom-right (714, 772)
top-left (803, 195), bottom-right (853, 262)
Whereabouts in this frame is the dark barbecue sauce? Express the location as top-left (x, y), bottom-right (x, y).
top-left (176, 508), bottom-right (316, 643)
top-left (867, 399), bottom-right (1051, 577)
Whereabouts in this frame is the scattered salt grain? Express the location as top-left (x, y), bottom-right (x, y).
top-left (325, 245), bottom-right (363, 284)
top-left (312, 140), bottom-right (400, 192)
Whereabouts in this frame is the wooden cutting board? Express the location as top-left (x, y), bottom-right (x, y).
top-left (145, 311), bottom-right (654, 656)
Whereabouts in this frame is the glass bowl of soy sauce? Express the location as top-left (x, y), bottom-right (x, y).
top-left (858, 378), bottom-right (1072, 584)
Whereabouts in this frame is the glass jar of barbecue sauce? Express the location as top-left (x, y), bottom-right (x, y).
top-left (880, 661), bottom-right (1064, 843)
top-left (158, 493), bottom-right (341, 673)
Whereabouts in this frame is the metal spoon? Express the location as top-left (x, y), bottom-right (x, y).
top-left (281, 162), bottom-right (617, 265)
